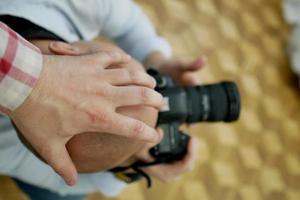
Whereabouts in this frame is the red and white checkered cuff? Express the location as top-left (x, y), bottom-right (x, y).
top-left (0, 22), bottom-right (43, 115)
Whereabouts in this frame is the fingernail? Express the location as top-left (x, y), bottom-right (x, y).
top-left (66, 175), bottom-right (77, 186)
top-left (200, 56), bottom-right (208, 63)
top-left (159, 94), bottom-right (166, 107)
top-left (66, 178), bottom-right (76, 186)
top-left (192, 59), bottom-right (203, 66)
top-left (151, 77), bottom-right (157, 88)
top-left (126, 54), bottom-right (131, 60)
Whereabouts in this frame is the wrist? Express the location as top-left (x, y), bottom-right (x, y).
top-left (29, 55), bottom-right (52, 99)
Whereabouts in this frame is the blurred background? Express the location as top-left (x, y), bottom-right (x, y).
top-left (0, 0), bottom-right (299, 199)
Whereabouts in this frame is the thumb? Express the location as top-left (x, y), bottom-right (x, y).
top-left (187, 56), bottom-right (207, 71)
top-left (41, 142), bottom-right (78, 186)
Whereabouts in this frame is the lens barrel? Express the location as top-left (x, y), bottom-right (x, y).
top-left (185, 82), bottom-right (240, 123)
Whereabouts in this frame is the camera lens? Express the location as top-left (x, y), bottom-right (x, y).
top-left (185, 82), bottom-right (240, 123)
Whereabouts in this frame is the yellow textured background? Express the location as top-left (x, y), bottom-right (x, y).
top-left (1, 0), bottom-right (300, 200)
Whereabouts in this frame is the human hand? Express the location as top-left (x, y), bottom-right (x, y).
top-left (47, 40), bottom-right (148, 72)
top-left (9, 51), bottom-right (164, 186)
top-left (49, 42), bottom-right (207, 86)
top-left (144, 52), bottom-right (207, 86)
top-left (158, 57), bottom-right (207, 86)
top-left (135, 133), bottom-right (200, 183)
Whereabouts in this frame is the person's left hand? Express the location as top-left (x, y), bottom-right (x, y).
top-left (135, 53), bottom-right (204, 182)
top-left (157, 56), bottom-right (207, 86)
top-left (143, 52), bottom-right (207, 86)
top-left (134, 132), bottom-right (200, 183)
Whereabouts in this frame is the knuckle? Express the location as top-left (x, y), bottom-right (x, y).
top-left (122, 69), bottom-right (131, 81)
top-left (94, 51), bottom-right (111, 64)
top-left (139, 87), bottom-right (152, 103)
top-left (95, 84), bottom-right (112, 97)
top-left (96, 111), bottom-right (110, 124)
top-left (131, 60), bottom-right (145, 71)
top-left (131, 121), bottom-right (146, 137)
top-left (105, 51), bottom-right (121, 62)
top-left (87, 110), bottom-right (111, 130)
top-left (129, 70), bottom-right (142, 83)
top-left (89, 55), bottom-right (103, 66)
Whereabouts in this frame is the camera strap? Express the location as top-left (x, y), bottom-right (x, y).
top-left (110, 160), bottom-right (163, 188)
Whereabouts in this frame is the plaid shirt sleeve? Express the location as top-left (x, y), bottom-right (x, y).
top-left (0, 22), bottom-right (42, 115)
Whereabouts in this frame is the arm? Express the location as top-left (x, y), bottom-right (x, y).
top-left (21, 39), bottom-right (200, 187)
top-left (17, 39), bottom-right (160, 172)
top-left (99, 1), bottom-right (206, 86)
top-left (44, 40), bottom-right (200, 183)
top-left (0, 19), bottom-right (164, 186)
top-left (101, 0), bottom-right (172, 62)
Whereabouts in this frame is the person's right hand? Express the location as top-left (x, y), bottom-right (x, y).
top-left (9, 51), bottom-right (164, 186)
top-left (135, 134), bottom-right (200, 183)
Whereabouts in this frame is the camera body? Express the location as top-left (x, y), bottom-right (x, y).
top-left (147, 69), bottom-right (241, 163)
top-left (150, 123), bottom-right (190, 163)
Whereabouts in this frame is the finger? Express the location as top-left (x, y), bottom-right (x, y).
top-left (155, 137), bottom-right (200, 174)
top-left (113, 86), bottom-right (164, 109)
top-left (186, 123), bottom-right (198, 129)
top-left (107, 113), bottom-right (161, 143)
top-left (133, 128), bottom-right (163, 162)
top-left (48, 41), bottom-right (81, 56)
top-left (38, 141), bottom-right (78, 186)
top-left (143, 163), bottom-right (183, 183)
top-left (135, 146), bottom-right (156, 162)
top-left (102, 68), bottom-right (156, 88)
top-left (180, 137), bottom-right (200, 171)
top-left (156, 128), bottom-right (164, 144)
top-left (107, 59), bottom-right (145, 72)
top-left (181, 72), bottom-right (200, 85)
top-left (96, 51), bottom-right (131, 68)
top-left (187, 56), bottom-right (207, 71)
top-left (146, 168), bottom-right (182, 183)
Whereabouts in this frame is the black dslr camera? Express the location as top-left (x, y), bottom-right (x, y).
top-left (148, 69), bottom-right (241, 163)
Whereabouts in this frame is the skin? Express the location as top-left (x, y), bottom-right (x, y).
top-left (10, 40), bottom-right (165, 186)
top-left (25, 40), bottom-right (160, 172)
top-left (27, 39), bottom-right (204, 183)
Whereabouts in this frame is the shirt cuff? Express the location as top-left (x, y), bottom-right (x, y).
top-left (0, 22), bottom-right (43, 115)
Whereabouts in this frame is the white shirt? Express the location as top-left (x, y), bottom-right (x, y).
top-left (0, 0), bottom-right (172, 196)
top-left (0, 0), bottom-right (171, 62)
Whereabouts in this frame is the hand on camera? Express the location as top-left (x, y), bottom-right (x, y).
top-left (134, 132), bottom-right (200, 183)
top-left (144, 52), bottom-right (207, 86)
top-left (12, 41), bottom-right (164, 186)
